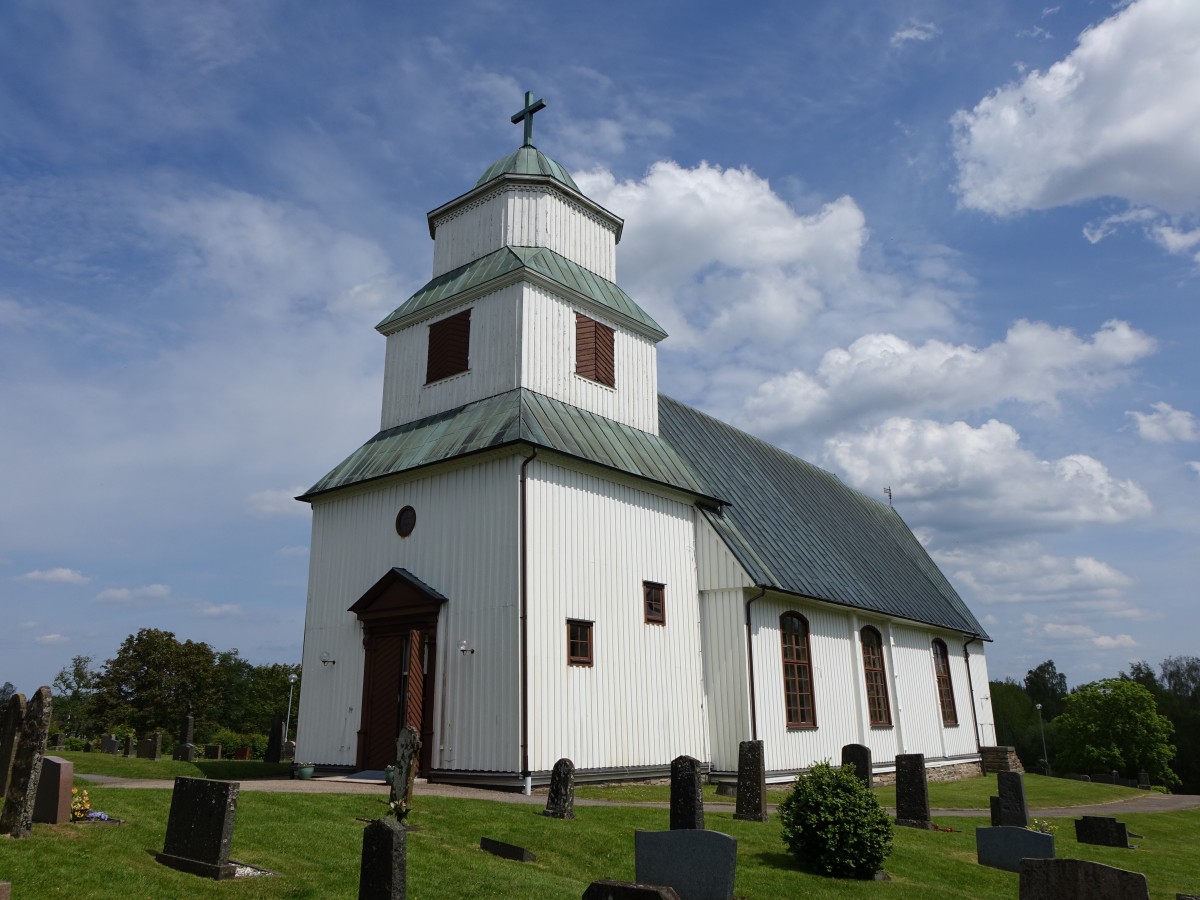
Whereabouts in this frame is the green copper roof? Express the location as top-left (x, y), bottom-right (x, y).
top-left (375, 246), bottom-right (667, 340)
top-left (474, 146), bottom-right (580, 192)
top-left (658, 396), bottom-right (989, 638)
top-left (300, 389), bottom-right (717, 503)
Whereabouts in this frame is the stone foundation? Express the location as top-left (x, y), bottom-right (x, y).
top-left (980, 746), bottom-right (1024, 775)
top-left (871, 759), bottom-right (982, 787)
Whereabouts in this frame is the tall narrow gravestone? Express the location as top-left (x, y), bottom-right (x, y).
top-left (123, 735), bottom-right (134, 758)
top-left (841, 743), bottom-right (872, 788)
top-left (669, 755), bottom-right (704, 831)
top-left (33, 756), bottom-right (74, 824)
top-left (543, 757), bottom-right (575, 820)
top-left (174, 715), bottom-right (196, 763)
top-left (733, 740), bottom-right (768, 823)
top-left (0, 692), bottom-right (26, 796)
top-left (990, 771), bottom-right (1029, 827)
top-left (894, 753), bottom-right (932, 829)
top-left (156, 777), bottom-right (240, 879)
top-left (359, 816), bottom-right (407, 900)
top-left (264, 714), bottom-right (284, 764)
top-left (0, 686), bottom-right (53, 839)
top-left (390, 727), bottom-right (421, 818)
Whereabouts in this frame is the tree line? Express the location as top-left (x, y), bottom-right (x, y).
top-left (49, 628), bottom-right (301, 747)
top-left (991, 656), bottom-right (1198, 792)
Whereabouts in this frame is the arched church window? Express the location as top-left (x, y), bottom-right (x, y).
top-left (860, 626), bottom-right (892, 727)
top-left (932, 639), bottom-right (958, 726)
top-left (780, 612), bottom-right (815, 728)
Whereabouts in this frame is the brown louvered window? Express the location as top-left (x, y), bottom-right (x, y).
top-left (643, 581), bottom-right (665, 625)
top-left (425, 308), bottom-right (471, 383)
top-left (780, 613), bottom-right (815, 728)
top-left (575, 313), bottom-right (615, 387)
top-left (860, 627), bottom-right (892, 727)
top-left (567, 619), bottom-right (593, 667)
top-left (932, 639), bottom-right (958, 726)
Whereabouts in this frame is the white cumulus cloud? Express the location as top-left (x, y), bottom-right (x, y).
top-left (953, 0), bottom-right (1200, 217)
top-left (18, 567), bottom-right (90, 585)
top-left (94, 583), bottom-right (173, 605)
top-left (1127, 402), bottom-right (1200, 442)
top-left (891, 22), bottom-right (941, 47)
top-left (35, 633), bottom-right (70, 645)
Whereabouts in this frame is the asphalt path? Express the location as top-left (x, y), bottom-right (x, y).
top-left (80, 773), bottom-right (1200, 817)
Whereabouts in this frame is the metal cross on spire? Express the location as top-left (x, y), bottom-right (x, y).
top-left (511, 91), bottom-right (546, 148)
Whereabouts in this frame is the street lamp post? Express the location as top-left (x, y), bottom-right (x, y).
top-left (284, 673), bottom-right (298, 743)
top-left (1035, 702), bottom-right (1049, 775)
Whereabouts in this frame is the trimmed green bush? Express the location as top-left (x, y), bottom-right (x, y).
top-left (778, 761), bottom-right (893, 879)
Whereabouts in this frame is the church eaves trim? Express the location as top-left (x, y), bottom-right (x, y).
top-left (297, 388), bottom-right (722, 506)
top-left (375, 245), bottom-right (667, 341)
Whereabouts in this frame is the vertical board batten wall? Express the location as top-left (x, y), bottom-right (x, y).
top-left (520, 284), bottom-right (659, 434)
top-left (380, 287), bottom-right (521, 430)
top-left (296, 455), bottom-right (521, 771)
top-left (431, 186), bottom-right (618, 281)
top-left (525, 460), bottom-right (709, 772)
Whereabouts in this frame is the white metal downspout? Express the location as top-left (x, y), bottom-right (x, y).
top-left (885, 623), bottom-right (906, 755)
top-left (962, 634), bottom-right (982, 755)
top-left (519, 447), bottom-right (538, 796)
top-left (849, 614), bottom-right (867, 746)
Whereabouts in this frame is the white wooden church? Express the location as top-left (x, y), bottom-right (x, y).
top-left (295, 94), bottom-right (996, 790)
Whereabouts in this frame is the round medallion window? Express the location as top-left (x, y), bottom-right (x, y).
top-left (395, 506), bottom-right (416, 538)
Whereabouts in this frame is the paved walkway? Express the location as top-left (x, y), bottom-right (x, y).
top-left (80, 773), bottom-right (1200, 817)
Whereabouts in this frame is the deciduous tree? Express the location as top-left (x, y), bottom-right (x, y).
top-left (1054, 678), bottom-right (1176, 786)
top-left (1024, 659), bottom-right (1068, 720)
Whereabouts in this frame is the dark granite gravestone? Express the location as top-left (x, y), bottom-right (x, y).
top-left (894, 753), bottom-right (931, 828)
top-left (123, 735), bottom-right (134, 757)
top-left (83, 741), bottom-right (92, 752)
top-left (1019, 857), bottom-right (1149, 900)
top-left (714, 783), bottom-right (736, 798)
top-left (49, 732), bottom-right (64, 750)
top-left (137, 732), bottom-right (162, 760)
top-left (390, 727), bottom-right (422, 819)
top-left (479, 837), bottom-right (536, 862)
top-left (204, 743), bottom-right (223, 760)
top-left (359, 816), bottom-right (407, 900)
top-left (841, 743), bottom-right (872, 788)
top-left (33, 755), bottom-right (74, 824)
top-left (733, 740), bottom-right (767, 823)
top-left (0, 686), bottom-right (52, 839)
top-left (669, 755), bottom-right (704, 831)
top-left (582, 881), bottom-right (682, 900)
top-left (634, 829), bottom-right (737, 900)
top-left (265, 714), bottom-right (284, 764)
top-left (173, 715), bottom-right (196, 763)
top-left (543, 757), bottom-right (575, 820)
top-left (0, 692), bottom-right (25, 796)
top-left (1138, 771), bottom-right (1151, 789)
top-left (976, 825), bottom-right (1054, 872)
top-left (233, 745), bottom-right (251, 760)
top-left (100, 735), bottom-right (118, 754)
top-left (990, 771), bottom-right (1028, 827)
top-left (156, 777), bottom-right (240, 879)
top-left (1074, 815), bottom-right (1131, 848)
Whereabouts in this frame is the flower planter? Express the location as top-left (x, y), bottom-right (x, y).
top-left (296, 765), bottom-right (315, 780)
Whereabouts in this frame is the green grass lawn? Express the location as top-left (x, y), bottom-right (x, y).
top-left (574, 773), bottom-right (1146, 809)
top-left (50, 750), bottom-right (292, 781)
top-left (1, 779), bottom-right (1197, 898)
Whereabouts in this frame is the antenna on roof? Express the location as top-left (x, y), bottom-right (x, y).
top-left (884, 486), bottom-right (893, 507)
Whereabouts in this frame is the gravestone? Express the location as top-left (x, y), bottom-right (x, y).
top-left (480, 837), bottom-right (536, 862)
top-left (174, 715), bottom-right (196, 763)
top-left (282, 739), bottom-right (296, 761)
top-left (33, 755), bottom-right (74, 824)
top-left (1019, 858), bottom-right (1149, 900)
top-left (714, 783), bottom-right (736, 798)
top-left (841, 743), bottom-right (872, 788)
top-left (894, 753), bottom-right (931, 829)
top-left (137, 732), bottom-right (162, 760)
top-left (123, 735), bottom-right (134, 757)
top-left (233, 745), bottom-right (251, 760)
top-left (976, 825), bottom-right (1054, 872)
top-left (583, 881), bottom-right (682, 900)
top-left (669, 755), bottom-right (704, 831)
top-left (733, 740), bottom-right (767, 823)
top-left (543, 757), bottom-right (575, 819)
top-left (50, 732), bottom-right (64, 750)
top-left (635, 829), bottom-right (737, 900)
top-left (83, 741), bottom-right (92, 752)
top-left (156, 777), bottom-right (240, 879)
top-left (0, 686), bottom-right (53, 839)
top-left (0, 692), bottom-right (26, 796)
top-left (390, 727), bottom-right (422, 818)
top-left (100, 735), bottom-right (118, 754)
top-left (1138, 771), bottom-right (1151, 790)
top-left (204, 743), bottom-right (223, 760)
top-left (265, 714), bottom-right (284, 764)
top-left (1074, 815), bottom-right (1131, 848)
top-left (990, 771), bottom-right (1028, 827)
top-left (359, 816), bottom-right (407, 899)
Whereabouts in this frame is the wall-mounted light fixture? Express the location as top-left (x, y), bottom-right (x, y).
top-left (319, 651), bottom-right (336, 667)
top-left (458, 640), bottom-right (474, 655)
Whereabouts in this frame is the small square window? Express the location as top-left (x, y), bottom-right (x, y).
top-left (567, 619), bottom-right (593, 667)
top-left (643, 581), bottom-right (665, 625)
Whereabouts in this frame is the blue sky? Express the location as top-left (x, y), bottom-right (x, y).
top-left (3, 0), bottom-right (1198, 697)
